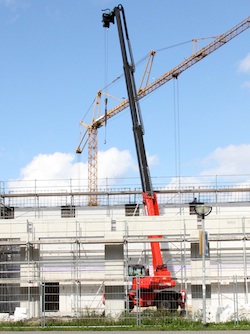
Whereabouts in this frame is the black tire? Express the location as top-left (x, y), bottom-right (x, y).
top-left (171, 300), bottom-right (178, 313)
top-left (179, 308), bottom-right (186, 316)
top-left (156, 292), bottom-right (178, 313)
top-left (157, 299), bottom-right (172, 311)
top-left (124, 297), bottom-right (134, 312)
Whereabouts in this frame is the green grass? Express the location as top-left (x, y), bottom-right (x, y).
top-left (0, 312), bottom-right (249, 331)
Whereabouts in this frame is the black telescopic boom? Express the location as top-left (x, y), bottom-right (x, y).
top-left (102, 5), bottom-right (154, 196)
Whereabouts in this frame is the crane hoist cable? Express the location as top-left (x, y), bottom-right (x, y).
top-left (104, 25), bottom-right (109, 145)
top-left (173, 77), bottom-right (181, 178)
top-left (104, 97), bottom-right (108, 144)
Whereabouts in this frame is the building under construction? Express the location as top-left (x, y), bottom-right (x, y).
top-left (1, 8), bottom-right (249, 325)
top-left (0, 176), bottom-right (249, 322)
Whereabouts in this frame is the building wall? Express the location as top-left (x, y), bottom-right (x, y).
top-left (0, 204), bottom-right (249, 319)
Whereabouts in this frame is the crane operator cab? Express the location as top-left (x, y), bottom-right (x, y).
top-left (128, 264), bottom-right (149, 277)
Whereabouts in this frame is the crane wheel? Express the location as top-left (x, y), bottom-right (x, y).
top-left (156, 292), bottom-right (178, 313)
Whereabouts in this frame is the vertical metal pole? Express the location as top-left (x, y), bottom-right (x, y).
top-left (41, 282), bottom-right (45, 327)
top-left (195, 205), bottom-right (211, 325)
top-left (202, 214), bottom-right (206, 326)
top-left (215, 175), bottom-right (218, 214)
top-left (242, 218), bottom-right (248, 304)
top-left (27, 225), bottom-right (30, 319)
top-left (124, 225), bottom-right (129, 313)
top-left (217, 241), bottom-right (222, 307)
top-left (233, 275), bottom-right (238, 325)
top-left (184, 220), bottom-right (187, 292)
top-left (136, 277), bottom-right (141, 326)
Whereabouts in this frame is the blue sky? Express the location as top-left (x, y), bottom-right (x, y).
top-left (1, 0), bottom-right (250, 187)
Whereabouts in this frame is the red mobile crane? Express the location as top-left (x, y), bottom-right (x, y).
top-left (102, 5), bottom-right (186, 313)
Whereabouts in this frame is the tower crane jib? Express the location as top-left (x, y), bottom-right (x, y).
top-left (77, 15), bottom-right (250, 206)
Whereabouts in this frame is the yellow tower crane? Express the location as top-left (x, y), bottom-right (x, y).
top-left (76, 15), bottom-right (250, 206)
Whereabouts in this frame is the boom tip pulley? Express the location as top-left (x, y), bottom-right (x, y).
top-left (102, 8), bottom-right (115, 28)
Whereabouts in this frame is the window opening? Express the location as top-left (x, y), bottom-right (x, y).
top-left (61, 205), bottom-right (75, 218)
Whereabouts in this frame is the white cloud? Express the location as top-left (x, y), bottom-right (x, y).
top-left (200, 144), bottom-right (250, 175)
top-left (7, 147), bottom-right (162, 195)
top-left (16, 144), bottom-right (250, 184)
top-left (10, 143), bottom-right (250, 196)
top-left (20, 152), bottom-right (79, 180)
top-left (238, 53), bottom-right (250, 73)
top-left (98, 147), bottom-right (135, 180)
top-left (14, 147), bottom-right (136, 188)
top-left (147, 152), bottom-right (159, 167)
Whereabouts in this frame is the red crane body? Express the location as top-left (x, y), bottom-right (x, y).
top-left (129, 192), bottom-right (183, 309)
top-left (102, 5), bottom-right (186, 312)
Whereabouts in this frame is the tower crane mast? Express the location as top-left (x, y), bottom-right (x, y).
top-left (76, 15), bottom-right (250, 206)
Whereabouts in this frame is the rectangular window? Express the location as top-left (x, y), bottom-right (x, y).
top-left (105, 285), bottom-right (124, 300)
top-left (61, 205), bottom-right (75, 218)
top-left (125, 204), bottom-right (140, 216)
top-left (191, 242), bottom-right (201, 259)
top-left (0, 284), bottom-right (20, 314)
top-left (191, 284), bottom-right (211, 299)
top-left (0, 206), bottom-right (14, 219)
top-left (0, 239), bottom-right (20, 314)
top-left (111, 219), bottom-right (116, 231)
top-left (43, 282), bottom-right (59, 312)
top-left (191, 241), bottom-right (210, 259)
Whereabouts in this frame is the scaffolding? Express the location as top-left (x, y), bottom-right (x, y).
top-left (0, 176), bottom-right (250, 323)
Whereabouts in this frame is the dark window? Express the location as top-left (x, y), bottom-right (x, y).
top-left (191, 284), bottom-right (211, 299)
top-left (43, 282), bottom-right (59, 312)
top-left (111, 219), bottom-right (116, 231)
top-left (105, 285), bottom-right (124, 300)
top-left (125, 204), bottom-right (140, 216)
top-left (0, 239), bottom-right (20, 314)
top-left (0, 206), bottom-right (14, 219)
top-left (61, 205), bottom-right (75, 218)
top-left (191, 242), bottom-right (201, 259)
top-left (191, 240), bottom-right (210, 259)
top-left (0, 284), bottom-right (20, 314)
